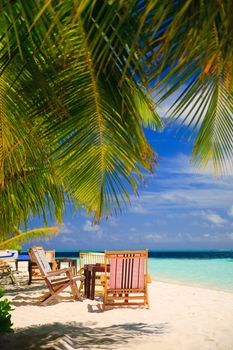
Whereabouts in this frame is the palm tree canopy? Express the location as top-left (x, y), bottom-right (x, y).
top-left (0, 1), bottom-right (232, 232)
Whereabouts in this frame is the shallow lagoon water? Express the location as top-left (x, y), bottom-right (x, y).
top-left (149, 257), bottom-right (233, 292)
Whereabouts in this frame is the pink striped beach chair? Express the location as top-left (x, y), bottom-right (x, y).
top-left (102, 250), bottom-right (150, 310)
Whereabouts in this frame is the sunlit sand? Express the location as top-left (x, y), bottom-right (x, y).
top-left (1, 262), bottom-right (233, 350)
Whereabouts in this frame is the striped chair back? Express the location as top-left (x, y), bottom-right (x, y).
top-left (106, 251), bottom-right (147, 290)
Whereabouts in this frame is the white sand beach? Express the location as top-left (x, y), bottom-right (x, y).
top-left (1, 264), bottom-right (233, 350)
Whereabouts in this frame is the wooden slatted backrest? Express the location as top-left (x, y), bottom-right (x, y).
top-left (105, 250), bottom-right (148, 290)
top-left (28, 246), bottom-right (52, 277)
top-left (79, 252), bottom-right (105, 269)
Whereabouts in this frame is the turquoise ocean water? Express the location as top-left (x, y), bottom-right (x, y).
top-left (21, 250), bottom-right (233, 293)
top-left (148, 257), bottom-right (233, 293)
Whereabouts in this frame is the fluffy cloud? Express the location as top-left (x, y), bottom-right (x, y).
top-left (82, 220), bottom-right (103, 239)
top-left (205, 213), bottom-right (227, 226)
top-left (107, 217), bottom-right (120, 227)
top-left (130, 189), bottom-right (233, 213)
top-left (227, 206), bottom-right (233, 217)
top-left (227, 233), bottom-right (233, 240)
top-left (145, 233), bottom-right (163, 242)
top-left (129, 204), bottom-right (148, 214)
top-left (60, 236), bottom-right (76, 244)
top-left (59, 222), bottom-right (74, 234)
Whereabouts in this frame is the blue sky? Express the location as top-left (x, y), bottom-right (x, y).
top-left (24, 125), bottom-right (233, 251)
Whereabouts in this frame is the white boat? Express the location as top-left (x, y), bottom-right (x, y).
top-left (0, 250), bottom-right (18, 259)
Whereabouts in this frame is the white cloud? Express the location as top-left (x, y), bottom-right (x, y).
top-left (107, 217), bottom-right (120, 227)
top-left (129, 204), bottom-right (148, 214)
top-left (82, 220), bottom-right (103, 239)
top-left (227, 233), bottom-right (233, 240)
top-left (59, 223), bottom-right (74, 235)
top-left (203, 233), bottom-right (210, 238)
top-left (227, 206), bottom-right (233, 217)
top-left (108, 235), bottom-right (121, 242)
top-left (145, 233), bottom-right (162, 242)
top-left (82, 220), bottom-right (100, 232)
top-left (204, 213), bottom-right (227, 226)
top-left (161, 192), bottom-right (188, 203)
top-left (144, 222), bottom-right (153, 227)
top-left (157, 153), bottom-right (233, 177)
top-left (129, 187), bottom-right (233, 213)
top-left (60, 236), bottom-right (76, 244)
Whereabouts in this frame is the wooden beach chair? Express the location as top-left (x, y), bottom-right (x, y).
top-left (102, 250), bottom-right (151, 310)
top-left (78, 252), bottom-right (106, 293)
top-left (0, 250), bottom-right (19, 285)
top-left (28, 246), bottom-right (84, 305)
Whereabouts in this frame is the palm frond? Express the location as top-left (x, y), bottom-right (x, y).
top-left (191, 74), bottom-right (233, 174)
top-left (25, 7), bottom-right (161, 220)
top-left (0, 226), bottom-right (59, 249)
top-left (139, 0), bottom-right (233, 173)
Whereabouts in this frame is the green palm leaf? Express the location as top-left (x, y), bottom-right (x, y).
top-left (0, 226), bottom-right (59, 249)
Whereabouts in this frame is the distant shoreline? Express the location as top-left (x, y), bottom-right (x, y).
top-left (21, 249), bottom-right (233, 259)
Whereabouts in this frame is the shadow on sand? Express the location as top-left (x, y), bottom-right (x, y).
top-left (3, 279), bottom-right (77, 307)
top-left (0, 321), bottom-right (168, 349)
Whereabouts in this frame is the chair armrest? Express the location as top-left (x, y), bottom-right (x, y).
top-left (46, 267), bottom-right (73, 277)
top-left (77, 267), bottom-right (84, 274)
top-left (146, 274), bottom-right (152, 283)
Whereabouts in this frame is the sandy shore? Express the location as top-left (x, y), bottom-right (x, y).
top-left (1, 265), bottom-right (233, 350)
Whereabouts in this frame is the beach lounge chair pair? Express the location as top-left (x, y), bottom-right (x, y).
top-left (29, 247), bottom-right (150, 309)
top-left (29, 246), bottom-right (84, 305)
top-left (79, 250), bottom-right (150, 309)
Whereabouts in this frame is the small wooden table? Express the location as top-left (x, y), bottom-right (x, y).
top-left (56, 258), bottom-right (77, 275)
top-left (84, 263), bottom-right (110, 300)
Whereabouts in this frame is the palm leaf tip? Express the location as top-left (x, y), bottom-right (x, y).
top-left (0, 226), bottom-right (59, 249)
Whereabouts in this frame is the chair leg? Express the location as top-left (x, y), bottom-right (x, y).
top-left (41, 283), bottom-right (68, 305)
top-left (9, 268), bottom-right (18, 286)
top-left (40, 292), bottom-right (53, 305)
top-left (41, 284), bottom-right (65, 305)
top-left (146, 285), bottom-right (149, 308)
top-left (79, 280), bottom-right (84, 293)
top-left (70, 280), bottom-right (80, 300)
top-left (125, 293), bottom-right (128, 303)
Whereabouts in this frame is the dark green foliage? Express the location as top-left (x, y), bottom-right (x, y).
top-left (0, 289), bottom-right (14, 333)
top-left (0, 0), bottom-right (232, 233)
